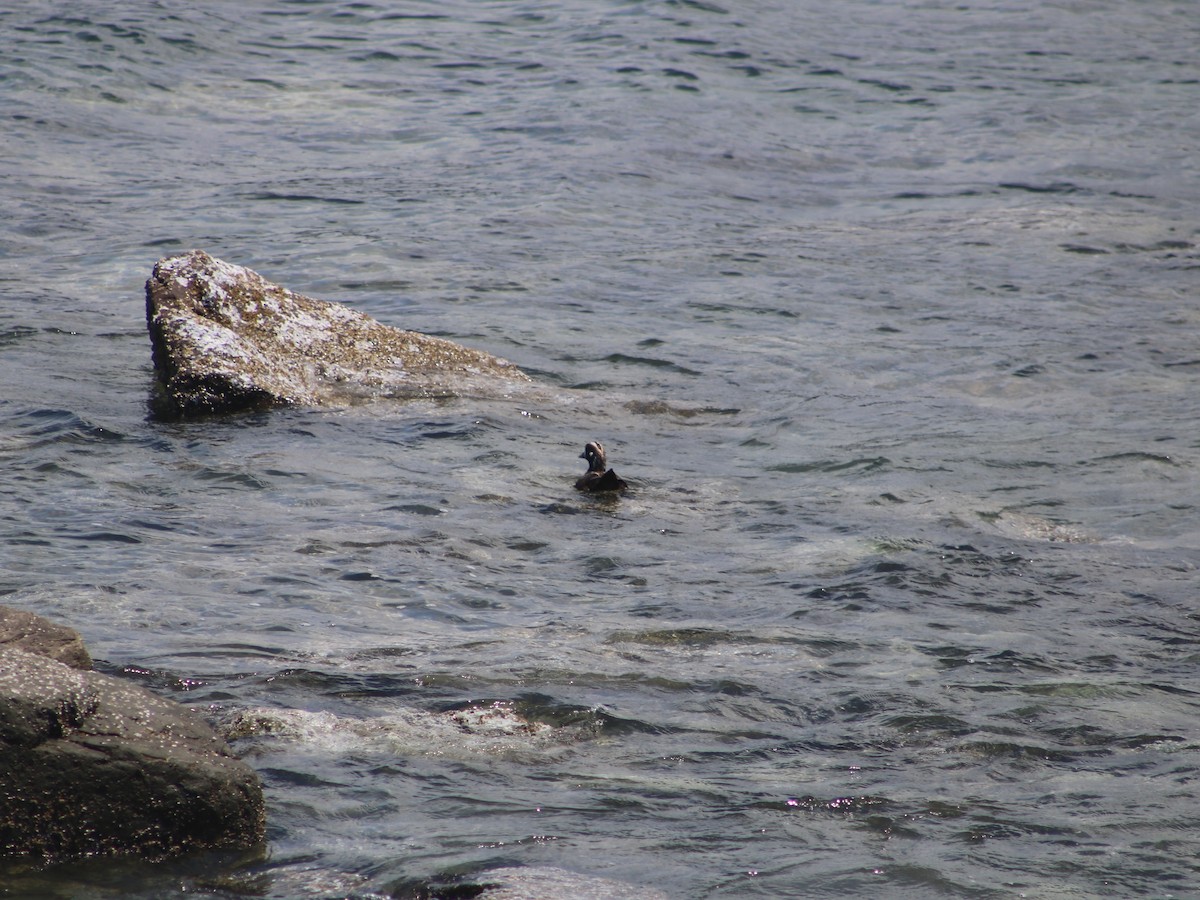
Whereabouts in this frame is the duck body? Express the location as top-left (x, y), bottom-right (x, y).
top-left (575, 441), bottom-right (628, 493)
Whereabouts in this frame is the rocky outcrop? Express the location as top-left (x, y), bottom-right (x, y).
top-left (0, 606), bottom-right (91, 670)
top-left (146, 250), bottom-right (531, 416)
top-left (0, 607), bottom-right (264, 862)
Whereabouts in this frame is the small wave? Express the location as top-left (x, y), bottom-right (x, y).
top-left (220, 702), bottom-right (591, 763)
top-left (602, 353), bottom-right (702, 376)
top-left (0, 406), bottom-right (126, 454)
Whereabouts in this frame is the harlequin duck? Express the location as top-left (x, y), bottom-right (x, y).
top-left (575, 440), bottom-right (628, 493)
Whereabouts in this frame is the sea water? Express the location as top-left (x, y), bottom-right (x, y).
top-left (2, 1), bottom-right (1198, 896)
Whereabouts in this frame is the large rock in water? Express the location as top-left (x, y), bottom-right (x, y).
top-left (146, 250), bottom-right (531, 416)
top-left (0, 607), bottom-right (265, 862)
top-left (0, 606), bottom-right (91, 670)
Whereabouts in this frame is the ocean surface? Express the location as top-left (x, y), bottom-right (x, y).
top-left (2, 1), bottom-right (1199, 897)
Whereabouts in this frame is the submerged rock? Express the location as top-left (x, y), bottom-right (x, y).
top-left (146, 250), bottom-right (531, 416)
top-left (406, 866), bottom-right (671, 900)
top-left (220, 702), bottom-right (577, 763)
top-left (0, 607), bottom-right (265, 862)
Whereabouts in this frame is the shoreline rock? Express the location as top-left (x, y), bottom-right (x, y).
top-left (0, 606), bottom-right (91, 670)
top-left (146, 250), bottom-right (531, 417)
top-left (0, 607), bottom-right (265, 863)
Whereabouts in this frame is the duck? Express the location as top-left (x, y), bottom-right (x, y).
top-left (575, 440), bottom-right (628, 493)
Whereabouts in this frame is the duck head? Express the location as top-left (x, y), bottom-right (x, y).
top-left (580, 441), bottom-right (608, 473)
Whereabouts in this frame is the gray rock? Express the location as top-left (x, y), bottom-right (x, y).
top-left (0, 606), bottom-right (91, 670)
top-left (146, 249), bottom-right (531, 416)
top-left (0, 611), bottom-right (264, 862)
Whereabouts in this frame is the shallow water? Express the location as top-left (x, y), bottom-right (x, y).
top-left (2, 1), bottom-right (1199, 897)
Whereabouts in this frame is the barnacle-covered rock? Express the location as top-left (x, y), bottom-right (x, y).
top-left (0, 607), bottom-right (264, 862)
top-left (146, 250), bottom-right (530, 416)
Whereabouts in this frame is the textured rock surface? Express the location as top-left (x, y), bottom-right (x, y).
top-left (0, 608), bottom-right (265, 862)
top-left (146, 249), bottom-right (531, 416)
top-left (0, 606), bottom-right (91, 670)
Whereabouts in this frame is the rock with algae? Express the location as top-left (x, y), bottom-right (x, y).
top-left (0, 607), bottom-right (265, 862)
top-left (146, 250), bottom-right (530, 416)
